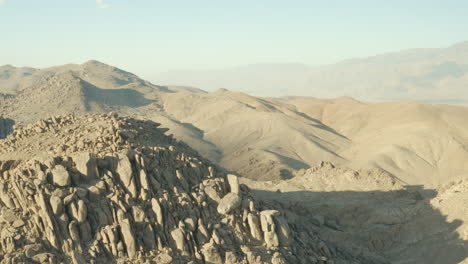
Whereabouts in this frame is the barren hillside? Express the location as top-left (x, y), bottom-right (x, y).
top-left (2, 61), bottom-right (468, 187)
top-left (1, 61), bottom-right (468, 263)
top-left (282, 96), bottom-right (468, 187)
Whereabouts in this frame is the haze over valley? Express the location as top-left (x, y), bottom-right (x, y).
top-left (156, 41), bottom-right (468, 104)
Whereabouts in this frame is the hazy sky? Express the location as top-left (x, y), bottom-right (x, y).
top-left (1, 0), bottom-right (468, 78)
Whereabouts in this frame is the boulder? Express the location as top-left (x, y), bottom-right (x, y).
top-left (49, 195), bottom-right (63, 215)
top-left (201, 241), bottom-right (223, 263)
top-left (120, 217), bottom-right (137, 259)
top-left (271, 252), bottom-right (287, 264)
top-left (116, 154), bottom-right (138, 197)
top-left (151, 198), bottom-right (164, 226)
top-left (171, 228), bottom-right (188, 255)
top-left (154, 252), bottom-right (173, 264)
top-left (217, 192), bottom-right (241, 215)
top-left (227, 174), bottom-right (240, 194)
top-left (51, 165), bottom-right (71, 187)
top-left (247, 213), bottom-right (263, 240)
top-left (260, 210), bottom-right (281, 249)
top-left (72, 152), bottom-right (99, 181)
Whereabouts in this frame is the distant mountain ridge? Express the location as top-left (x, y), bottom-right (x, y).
top-left (155, 41), bottom-right (468, 104)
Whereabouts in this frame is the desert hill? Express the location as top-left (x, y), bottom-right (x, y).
top-left (157, 90), bottom-right (468, 187)
top-left (0, 60), bottom-right (168, 95)
top-left (0, 61), bottom-right (166, 123)
top-left (0, 65), bottom-right (39, 94)
top-left (282, 96), bottom-right (468, 187)
top-left (157, 89), bottom-right (350, 180)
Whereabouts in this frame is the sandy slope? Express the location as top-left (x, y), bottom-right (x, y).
top-left (158, 89), bottom-right (349, 180)
top-left (283, 96), bottom-right (468, 187)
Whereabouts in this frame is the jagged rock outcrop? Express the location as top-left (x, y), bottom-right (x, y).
top-left (0, 113), bottom-right (344, 264)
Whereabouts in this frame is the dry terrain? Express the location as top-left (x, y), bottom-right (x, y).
top-left (1, 61), bottom-right (468, 263)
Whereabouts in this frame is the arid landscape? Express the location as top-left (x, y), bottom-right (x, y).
top-left (0, 57), bottom-right (468, 263)
top-left (2, 0), bottom-right (468, 263)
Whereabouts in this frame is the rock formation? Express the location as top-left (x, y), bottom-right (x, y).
top-left (0, 113), bottom-right (349, 264)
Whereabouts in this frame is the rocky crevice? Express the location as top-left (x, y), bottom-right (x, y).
top-left (0, 117), bottom-right (14, 139)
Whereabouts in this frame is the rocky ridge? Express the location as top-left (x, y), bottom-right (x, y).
top-left (0, 113), bottom-right (353, 264)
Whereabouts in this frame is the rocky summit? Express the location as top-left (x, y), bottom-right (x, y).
top-left (0, 113), bottom-right (354, 264)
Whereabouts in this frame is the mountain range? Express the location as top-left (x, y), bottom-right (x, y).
top-left (2, 59), bottom-right (468, 187)
top-left (2, 58), bottom-right (468, 263)
top-left (155, 41), bottom-right (468, 104)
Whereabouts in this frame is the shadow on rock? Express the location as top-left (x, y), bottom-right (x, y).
top-left (251, 185), bottom-right (468, 264)
top-left (81, 79), bottom-right (153, 107)
top-left (0, 117), bottom-right (14, 139)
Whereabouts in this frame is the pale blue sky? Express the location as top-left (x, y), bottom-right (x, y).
top-left (1, 0), bottom-right (467, 78)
